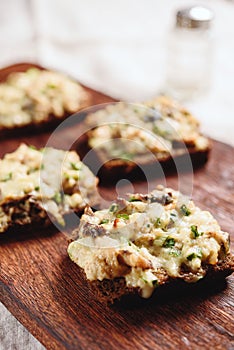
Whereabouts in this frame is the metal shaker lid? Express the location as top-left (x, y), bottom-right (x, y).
top-left (176, 6), bottom-right (214, 29)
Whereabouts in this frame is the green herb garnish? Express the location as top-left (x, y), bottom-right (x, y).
top-left (53, 192), bottom-right (62, 204)
top-left (170, 212), bottom-right (177, 222)
top-left (128, 196), bottom-right (139, 202)
top-left (191, 225), bottom-right (200, 238)
top-left (187, 249), bottom-right (202, 261)
top-left (154, 218), bottom-right (161, 227)
top-left (180, 204), bottom-right (191, 216)
top-left (187, 253), bottom-right (197, 261)
top-left (169, 248), bottom-right (181, 257)
top-left (70, 162), bottom-right (80, 171)
top-left (109, 203), bottom-right (119, 213)
top-left (141, 278), bottom-right (148, 284)
top-left (34, 186), bottom-right (40, 191)
top-left (1, 172), bottom-right (12, 182)
top-left (100, 219), bottom-right (109, 224)
top-left (116, 213), bottom-right (129, 220)
top-left (163, 237), bottom-right (175, 248)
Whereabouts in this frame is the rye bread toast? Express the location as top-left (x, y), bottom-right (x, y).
top-left (0, 144), bottom-right (98, 233)
top-left (0, 68), bottom-right (90, 138)
top-left (68, 186), bottom-right (234, 302)
top-left (77, 96), bottom-right (210, 182)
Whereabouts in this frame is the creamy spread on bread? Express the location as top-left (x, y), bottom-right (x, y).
top-left (0, 68), bottom-right (89, 129)
top-left (68, 186), bottom-right (230, 298)
top-left (85, 97), bottom-right (209, 161)
top-left (0, 144), bottom-right (98, 231)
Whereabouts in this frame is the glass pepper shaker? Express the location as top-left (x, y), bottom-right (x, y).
top-left (164, 6), bottom-right (214, 101)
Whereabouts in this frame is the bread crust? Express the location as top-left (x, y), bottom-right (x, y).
top-left (77, 133), bottom-right (210, 183)
top-left (76, 97), bottom-right (211, 183)
top-left (88, 254), bottom-right (234, 303)
top-left (0, 144), bottom-right (99, 233)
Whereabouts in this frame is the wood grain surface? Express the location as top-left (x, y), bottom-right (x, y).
top-left (0, 64), bottom-right (233, 350)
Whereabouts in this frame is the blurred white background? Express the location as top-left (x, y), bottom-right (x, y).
top-left (0, 1), bottom-right (233, 349)
top-left (0, 0), bottom-right (234, 144)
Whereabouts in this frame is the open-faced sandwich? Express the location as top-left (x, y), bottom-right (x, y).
top-left (79, 96), bottom-right (210, 181)
top-left (68, 186), bottom-right (234, 302)
top-left (0, 68), bottom-right (90, 137)
top-left (0, 144), bottom-right (98, 232)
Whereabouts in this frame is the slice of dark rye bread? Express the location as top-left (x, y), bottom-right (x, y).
top-left (68, 186), bottom-right (234, 303)
top-left (89, 255), bottom-right (234, 304)
top-left (0, 144), bottom-right (98, 233)
top-left (77, 96), bottom-right (210, 182)
top-left (0, 68), bottom-right (90, 138)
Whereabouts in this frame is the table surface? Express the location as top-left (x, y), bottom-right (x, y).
top-left (0, 0), bottom-right (234, 349)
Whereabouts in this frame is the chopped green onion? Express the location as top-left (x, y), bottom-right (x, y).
top-left (34, 186), bottom-right (40, 191)
top-left (191, 225), bottom-right (199, 238)
top-left (169, 248), bottom-right (181, 257)
top-left (128, 196), bottom-right (139, 202)
top-left (100, 219), bottom-right (109, 224)
top-left (53, 192), bottom-right (62, 204)
top-left (109, 203), bottom-right (119, 213)
top-left (180, 204), bottom-right (191, 216)
top-left (141, 278), bottom-right (148, 284)
top-left (1, 172), bottom-right (12, 182)
top-left (154, 218), bottom-right (161, 227)
top-left (187, 253), bottom-right (197, 261)
top-left (170, 213), bottom-right (177, 222)
top-left (116, 213), bottom-right (129, 220)
top-left (187, 249), bottom-right (202, 261)
top-left (163, 237), bottom-right (175, 248)
top-left (170, 213), bottom-right (177, 223)
top-left (70, 162), bottom-right (80, 171)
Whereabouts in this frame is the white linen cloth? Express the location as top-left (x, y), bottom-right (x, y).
top-left (0, 1), bottom-right (233, 349)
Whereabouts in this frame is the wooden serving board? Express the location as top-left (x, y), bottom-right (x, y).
top-left (0, 64), bottom-right (233, 350)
